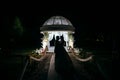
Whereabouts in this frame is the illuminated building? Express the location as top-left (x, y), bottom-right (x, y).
top-left (40, 16), bottom-right (75, 52)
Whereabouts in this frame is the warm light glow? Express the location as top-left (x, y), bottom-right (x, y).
top-left (35, 49), bottom-right (41, 55)
top-left (42, 39), bottom-right (48, 50)
top-left (41, 31), bottom-right (75, 52)
top-left (69, 39), bottom-right (73, 48)
top-left (48, 31), bottom-right (68, 40)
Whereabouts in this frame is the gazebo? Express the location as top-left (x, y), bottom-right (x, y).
top-left (40, 16), bottom-right (75, 52)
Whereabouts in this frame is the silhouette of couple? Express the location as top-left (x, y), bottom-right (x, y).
top-left (54, 36), bottom-right (76, 80)
top-left (54, 36), bottom-right (64, 50)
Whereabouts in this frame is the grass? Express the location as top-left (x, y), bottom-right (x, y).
top-left (75, 47), bottom-right (112, 79)
top-left (95, 54), bottom-right (112, 79)
top-left (0, 49), bottom-right (34, 80)
top-left (0, 56), bottom-right (26, 80)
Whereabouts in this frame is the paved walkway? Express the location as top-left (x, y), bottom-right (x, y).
top-left (21, 52), bottom-right (106, 80)
top-left (47, 54), bottom-right (61, 80)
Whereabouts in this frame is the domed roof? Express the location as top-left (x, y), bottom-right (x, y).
top-left (40, 16), bottom-right (75, 31)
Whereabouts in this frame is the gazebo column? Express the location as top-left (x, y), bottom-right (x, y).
top-left (41, 32), bottom-right (49, 53)
top-left (68, 33), bottom-right (74, 48)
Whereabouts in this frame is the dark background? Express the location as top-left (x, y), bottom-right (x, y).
top-left (0, 2), bottom-right (117, 54)
top-left (0, 2), bottom-right (118, 80)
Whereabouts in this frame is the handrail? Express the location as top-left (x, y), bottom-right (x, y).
top-left (95, 60), bottom-right (109, 80)
top-left (72, 53), bottom-right (93, 62)
top-left (30, 55), bottom-right (46, 61)
top-left (70, 48), bottom-right (93, 62)
top-left (19, 57), bottom-right (29, 80)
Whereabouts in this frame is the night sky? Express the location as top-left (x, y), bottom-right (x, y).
top-left (0, 3), bottom-right (115, 51)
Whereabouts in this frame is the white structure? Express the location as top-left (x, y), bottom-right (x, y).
top-left (40, 16), bottom-right (75, 52)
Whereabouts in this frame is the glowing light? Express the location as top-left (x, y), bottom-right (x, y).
top-left (40, 16), bottom-right (75, 52)
top-left (69, 39), bottom-right (73, 48)
top-left (43, 16), bottom-right (73, 26)
top-left (74, 48), bottom-right (80, 53)
top-left (42, 39), bottom-right (48, 50)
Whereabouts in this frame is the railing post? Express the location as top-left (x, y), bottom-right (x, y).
top-left (19, 56), bottom-right (29, 80)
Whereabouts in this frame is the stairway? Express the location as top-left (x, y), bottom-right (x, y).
top-left (22, 54), bottom-right (52, 80)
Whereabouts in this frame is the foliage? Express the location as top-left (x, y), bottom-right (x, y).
top-left (78, 48), bottom-right (93, 58)
top-left (30, 51), bottom-right (42, 59)
top-left (12, 16), bottom-right (24, 37)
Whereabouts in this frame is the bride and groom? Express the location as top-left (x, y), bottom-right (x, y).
top-left (54, 36), bottom-right (75, 80)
